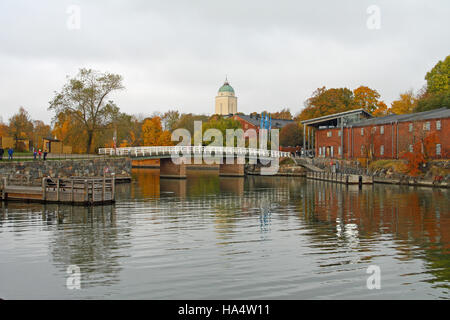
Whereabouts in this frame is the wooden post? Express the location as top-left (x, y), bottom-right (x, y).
top-left (102, 176), bottom-right (106, 202)
top-left (42, 177), bottom-right (46, 201)
top-left (84, 180), bottom-right (88, 204)
top-left (71, 179), bottom-right (74, 203)
top-left (91, 180), bottom-right (95, 203)
top-left (112, 174), bottom-right (115, 201)
top-left (56, 178), bottom-right (60, 202)
top-left (2, 177), bottom-right (6, 200)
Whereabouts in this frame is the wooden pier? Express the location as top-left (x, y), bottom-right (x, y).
top-left (306, 171), bottom-right (373, 185)
top-left (0, 176), bottom-right (116, 205)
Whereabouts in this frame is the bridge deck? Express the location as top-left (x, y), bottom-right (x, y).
top-left (99, 146), bottom-right (291, 160)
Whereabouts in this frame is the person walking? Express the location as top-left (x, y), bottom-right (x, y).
top-left (33, 149), bottom-right (37, 160)
top-left (0, 147), bottom-right (4, 160)
top-left (38, 149), bottom-right (42, 160)
top-left (43, 151), bottom-right (48, 161)
top-left (8, 147), bottom-right (13, 160)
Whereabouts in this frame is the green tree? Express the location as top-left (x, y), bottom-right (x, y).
top-left (425, 55), bottom-right (450, 94)
top-left (202, 116), bottom-right (242, 146)
top-left (49, 68), bottom-right (124, 153)
top-left (414, 55), bottom-right (450, 112)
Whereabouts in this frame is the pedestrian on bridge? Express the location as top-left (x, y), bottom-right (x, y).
top-left (8, 148), bottom-right (13, 160)
top-left (0, 147), bottom-right (4, 160)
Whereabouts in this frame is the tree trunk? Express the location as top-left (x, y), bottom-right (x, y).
top-left (86, 130), bottom-right (93, 154)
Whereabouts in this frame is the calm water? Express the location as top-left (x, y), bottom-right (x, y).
top-left (0, 169), bottom-right (449, 299)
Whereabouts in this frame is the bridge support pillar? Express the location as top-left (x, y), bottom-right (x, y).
top-left (219, 162), bottom-right (245, 177)
top-left (160, 158), bottom-right (187, 179)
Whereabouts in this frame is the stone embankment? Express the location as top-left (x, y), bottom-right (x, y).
top-left (0, 158), bottom-right (131, 186)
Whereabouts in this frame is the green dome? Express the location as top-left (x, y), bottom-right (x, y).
top-left (218, 81), bottom-right (235, 93)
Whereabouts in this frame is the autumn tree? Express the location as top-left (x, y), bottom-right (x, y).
top-left (52, 110), bottom-right (87, 153)
top-left (280, 122), bottom-right (303, 147)
top-left (390, 90), bottom-right (417, 114)
top-left (32, 120), bottom-right (52, 150)
top-left (401, 132), bottom-right (439, 176)
top-left (49, 68), bottom-right (124, 153)
top-left (372, 101), bottom-right (389, 117)
top-left (141, 116), bottom-right (172, 146)
top-left (298, 87), bottom-right (356, 121)
top-left (8, 107), bottom-right (34, 140)
top-left (270, 108), bottom-right (293, 120)
top-left (162, 110), bottom-right (180, 131)
top-left (0, 118), bottom-right (9, 137)
top-left (353, 86), bottom-right (387, 114)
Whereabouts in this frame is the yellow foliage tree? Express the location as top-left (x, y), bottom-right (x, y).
top-left (141, 116), bottom-right (173, 146)
top-left (391, 90), bottom-right (417, 114)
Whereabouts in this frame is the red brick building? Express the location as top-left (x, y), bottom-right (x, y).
top-left (302, 108), bottom-right (449, 160)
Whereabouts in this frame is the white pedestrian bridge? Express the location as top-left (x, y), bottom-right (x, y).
top-left (98, 146), bottom-right (291, 160)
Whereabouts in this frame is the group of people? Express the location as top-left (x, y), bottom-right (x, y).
top-left (33, 149), bottom-right (48, 161)
top-left (0, 147), bottom-right (48, 161)
top-left (0, 147), bottom-right (14, 160)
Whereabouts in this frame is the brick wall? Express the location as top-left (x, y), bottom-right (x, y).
top-left (315, 117), bottom-right (449, 160)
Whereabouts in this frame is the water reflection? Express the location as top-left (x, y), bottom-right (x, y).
top-left (0, 202), bottom-right (131, 290)
top-left (298, 181), bottom-right (450, 291)
top-left (0, 169), bottom-right (449, 299)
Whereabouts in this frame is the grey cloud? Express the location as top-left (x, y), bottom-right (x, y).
top-left (0, 0), bottom-right (449, 123)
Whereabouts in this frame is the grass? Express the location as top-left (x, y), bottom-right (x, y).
top-left (280, 157), bottom-right (296, 166)
top-left (369, 159), bottom-right (407, 173)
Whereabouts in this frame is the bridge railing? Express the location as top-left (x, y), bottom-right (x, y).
top-left (98, 146), bottom-right (291, 159)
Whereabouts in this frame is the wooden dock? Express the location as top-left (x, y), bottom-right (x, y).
top-left (306, 171), bottom-right (373, 185)
top-left (0, 176), bottom-right (116, 205)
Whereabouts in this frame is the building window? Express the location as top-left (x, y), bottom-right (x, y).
top-left (409, 144), bottom-right (413, 152)
top-left (319, 147), bottom-right (322, 156)
top-left (423, 122), bottom-right (430, 131)
top-left (436, 144), bottom-right (441, 156)
top-left (380, 126), bottom-right (384, 134)
top-left (361, 128), bottom-right (364, 136)
top-left (338, 146), bottom-right (342, 155)
top-left (338, 130), bottom-right (341, 137)
top-left (436, 120), bottom-right (441, 130)
top-left (327, 131), bottom-right (332, 137)
top-left (361, 145), bottom-right (364, 155)
top-left (409, 123), bottom-right (413, 132)
top-left (380, 145), bottom-right (384, 156)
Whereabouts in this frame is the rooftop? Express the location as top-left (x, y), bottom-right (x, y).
top-left (351, 107), bottom-right (450, 127)
top-left (233, 114), bottom-right (294, 128)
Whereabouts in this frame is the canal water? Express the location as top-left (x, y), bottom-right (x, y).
top-left (0, 169), bottom-right (449, 299)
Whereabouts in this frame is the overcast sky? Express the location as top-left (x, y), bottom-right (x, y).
top-left (0, 0), bottom-right (449, 124)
